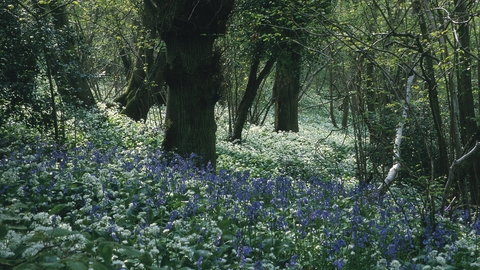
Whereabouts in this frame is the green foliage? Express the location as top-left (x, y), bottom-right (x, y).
top-left (69, 0), bottom-right (137, 102)
top-left (234, 0), bottom-right (331, 58)
top-left (2, 0), bottom-right (480, 268)
top-left (0, 0), bottom-right (52, 129)
top-left (1, 105), bottom-right (480, 269)
top-left (217, 93), bottom-right (356, 179)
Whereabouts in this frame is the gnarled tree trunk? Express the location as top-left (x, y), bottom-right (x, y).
top-left (151, 0), bottom-right (234, 167)
top-left (115, 1), bottom-right (166, 121)
top-left (115, 49), bottom-right (166, 121)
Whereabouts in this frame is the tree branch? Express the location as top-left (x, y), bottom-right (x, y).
top-left (441, 141), bottom-right (480, 213)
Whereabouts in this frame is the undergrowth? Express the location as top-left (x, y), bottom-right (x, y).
top-left (1, 104), bottom-right (479, 269)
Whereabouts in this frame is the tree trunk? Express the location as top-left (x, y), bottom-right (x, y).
top-left (115, 1), bottom-right (166, 121)
top-left (378, 70), bottom-right (415, 194)
top-left (152, 0), bottom-right (234, 167)
top-left (340, 95), bottom-right (349, 129)
top-left (328, 49), bottom-right (338, 128)
top-left (161, 34), bottom-right (221, 166)
top-left (273, 43), bottom-right (301, 132)
top-left (231, 57), bottom-right (275, 142)
top-left (454, 0), bottom-right (480, 206)
top-left (413, 0), bottom-right (449, 176)
top-left (115, 49), bottom-right (166, 121)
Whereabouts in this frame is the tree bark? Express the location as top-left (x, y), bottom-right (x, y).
top-left (273, 42), bottom-right (302, 132)
top-left (115, 1), bottom-right (167, 121)
top-left (328, 48), bottom-right (338, 128)
top-left (454, 0), bottom-right (480, 206)
top-left (378, 70), bottom-right (415, 194)
top-left (413, 0), bottom-right (449, 176)
top-left (231, 57), bottom-right (275, 142)
top-left (441, 139), bottom-right (480, 214)
top-left (162, 35), bottom-right (220, 165)
top-left (115, 49), bottom-right (166, 121)
top-left (155, 0), bottom-right (234, 167)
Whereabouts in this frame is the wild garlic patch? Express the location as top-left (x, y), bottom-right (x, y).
top-left (0, 107), bottom-right (479, 269)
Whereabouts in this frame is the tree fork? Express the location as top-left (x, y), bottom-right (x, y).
top-left (231, 57), bottom-right (275, 142)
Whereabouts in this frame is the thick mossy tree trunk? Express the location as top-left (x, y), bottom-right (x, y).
top-left (152, 0), bottom-right (234, 167)
top-left (273, 43), bottom-right (301, 132)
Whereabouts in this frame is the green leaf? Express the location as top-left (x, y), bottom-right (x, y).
top-left (13, 262), bottom-right (40, 270)
top-left (147, 208), bottom-right (154, 224)
top-left (98, 242), bottom-right (113, 265)
top-left (126, 207), bottom-right (137, 221)
top-left (10, 202), bottom-right (30, 211)
top-left (0, 223), bottom-right (8, 239)
top-left (40, 262), bottom-right (65, 269)
top-left (50, 204), bottom-right (69, 215)
top-left (25, 232), bottom-right (47, 243)
top-left (0, 212), bottom-right (21, 222)
top-left (193, 249), bottom-right (212, 260)
top-left (92, 260), bottom-right (110, 270)
top-left (217, 218), bottom-right (232, 232)
top-left (119, 245), bottom-right (143, 257)
top-left (139, 252), bottom-right (153, 266)
top-left (91, 230), bottom-right (114, 241)
top-left (7, 225), bottom-right (28, 230)
top-left (66, 261), bottom-right (88, 270)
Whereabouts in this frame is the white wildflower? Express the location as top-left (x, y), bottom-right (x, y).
top-left (435, 256), bottom-right (446, 266)
top-left (390, 259), bottom-right (401, 270)
top-left (112, 260), bottom-right (125, 267)
top-left (22, 243), bottom-right (44, 258)
top-left (150, 247), bottom-right (159, 255)
top-left (376, 258), bottom-right (387, 269)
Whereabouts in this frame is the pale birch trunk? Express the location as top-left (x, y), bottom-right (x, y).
top-left (378, 70), bottom-right (415, 194)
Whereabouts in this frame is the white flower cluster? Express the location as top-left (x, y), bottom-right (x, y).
top-left (0, 231), bottom-right (22, 258)
top-left (0, 209), bottom-right (88, 260)
top-left (216, 102), bottom-right (356, 180)
top-left (82, 173), bottom-right (105, 199)
top-left (1, 167), bottom-right (19, 184)
top-left (454, 237), bottom-right (478, 255)
top-left (469, 257), bottom-right (480, 268)
top-left (22, 243), bottom-right (45, 258)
